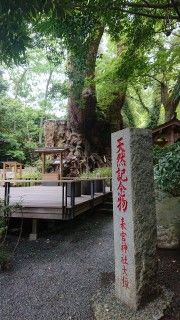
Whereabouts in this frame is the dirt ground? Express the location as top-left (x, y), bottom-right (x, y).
top-left (158, 248), bottom-right (180, 320)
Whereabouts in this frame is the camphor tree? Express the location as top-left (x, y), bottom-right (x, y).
top-left (146, 33), bottom-right (180, 121)
top-left (0, 1), bottom-right (179, 153)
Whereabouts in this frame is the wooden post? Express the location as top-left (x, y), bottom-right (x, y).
top-left (102, 179), bottom-right (106, 194)
top-left (4, 181), bottom-right (10, 207)
top-left (65, 182), bottom-right (67, 208)
top-left (71, 182), bottom-right (75, 208)
top-left (110, 178), bottom-right (112, 192)
top-left (29, 219), bottom-right (38, 241)
top-left (20, 164), bottom-right (22, 179)
top-left (62, 182), bottom-right (65, 214)
top-left (42, 152), bottom-right (45, 174)
top-left (59, 152), bottom-right (63, 179)
top-left (91, 180), bottom-right (95, 210)
top-left (2, 162), bottom-right (6, 180)
top-left (91, 180), bottom-right (95, 199)
top-left (13, 163), bottom-right (17, 186)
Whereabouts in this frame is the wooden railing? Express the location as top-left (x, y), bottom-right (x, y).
top-left (0, 178), bottom-right (112, 216)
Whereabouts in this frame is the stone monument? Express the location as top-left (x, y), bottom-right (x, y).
top-left (112, 128), bottom-right (157, 310)
top-left (92, 128), bottom-right (173, 320)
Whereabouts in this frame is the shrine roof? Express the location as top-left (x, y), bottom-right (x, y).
top-left (35, 147), bottom-right (65, 154)
top-left (152, 117), bottom-right (180, 134)
top-left (2, 161), bottom-right (22, 166)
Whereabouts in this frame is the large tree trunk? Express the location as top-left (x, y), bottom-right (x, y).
top-left (108, 89), bottom-right (127, 132)
top-left (161, 75), bottom-right (180, 121)
top-left (67, 26), bottom-right (104, 143)
top-left (67, 57), bottom-right (84, 133)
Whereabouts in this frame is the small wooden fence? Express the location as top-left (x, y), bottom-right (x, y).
top-left (0, 178), bottom-right (112, 220)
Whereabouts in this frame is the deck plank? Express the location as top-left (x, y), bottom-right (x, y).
top-left (0, 186), bottom-right (111, 220)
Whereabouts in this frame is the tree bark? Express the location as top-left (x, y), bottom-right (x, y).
top-left (161, 75), bottom-right (180, 121)
top-left (67, 26), bottom-right (104, 142)
top-left (39, 69), bottom-right (53, 144)
top-left (108, 90), bottom-right (127, 132)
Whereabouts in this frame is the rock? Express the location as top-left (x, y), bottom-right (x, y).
top-left (155, 190), bottom-right (173, 203)
top-left (156, 195), bottom-right (180, 249)
top-left (157, 225), bottom-right (179, 249)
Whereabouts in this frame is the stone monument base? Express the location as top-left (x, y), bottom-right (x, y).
top-left (92, 286), bottom-right (173, 320)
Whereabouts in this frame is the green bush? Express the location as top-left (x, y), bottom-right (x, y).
top-left (80, 166), bottom-right (112, 179)
top-left (80, 171), bottom-right (93, 179)
top-left (90, 167), bottom-right (112, 178)
top-left (153, 143), bottom-right (180, 165)
top-left (154, 143), bottom-right (180, 196)
top-left (16, 166), bottom-right (41, 180)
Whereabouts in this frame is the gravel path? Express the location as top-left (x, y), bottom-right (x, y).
top-left (0, 213), bottom-right (114, 320)
top-left (0, 212), bottom-right (179, 320)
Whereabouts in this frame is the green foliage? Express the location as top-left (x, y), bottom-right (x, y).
top-left (0, 97), bottom-right (40, 163)
top-left (16, 167), bottom-right (41, 180)
top-left (154, 143), bottom-right (180, 196)
top-left (153, 143), bottom-right (180, 165)
top-left (48, 81), bottom-right (69, 100)
top-left (80, 166), bottom-right (112, 178)
top-left (0, 0), bottom-right (178, 66)
top-left (0, 70), bottom-right (8, 94)
top-left (91, 167), bottom-right (112, 178)
top-left (0, 0), bottom-right (179, 148)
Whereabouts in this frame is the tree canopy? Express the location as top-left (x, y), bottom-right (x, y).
top-left (0, 1), bottom-right (179, 65)
top-left (0, 0), bottom-right (179, 161)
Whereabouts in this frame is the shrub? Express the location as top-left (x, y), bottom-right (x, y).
top-left (153, 143), bottom-right (180, 165)
top-left (80, 166), bottom-right (112, 178)
top-left (90, 167), bottom-right (112, 178)
top-left (154, 143), bottom-right (180, 196)
top-left (16, 166), bottom-right (41, 180)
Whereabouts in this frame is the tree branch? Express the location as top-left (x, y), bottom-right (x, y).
top-left (171, 0), bottom-right (180, 18)
top-left (144, 74), bottom-right (163, 85)
top-left (117, 1), bottom-right (177, 9)
top-left (133, 86), bottom-right (150, 114)
top-left (115, 8), bottom-right (179, 20)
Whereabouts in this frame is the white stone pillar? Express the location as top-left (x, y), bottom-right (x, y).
top-left (111, 128), bottom-right (157, 310)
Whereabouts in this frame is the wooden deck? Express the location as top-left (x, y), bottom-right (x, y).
top-left (0, 185), bottom-right (111, 220)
